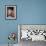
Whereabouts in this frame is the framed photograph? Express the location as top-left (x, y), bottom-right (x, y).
top-left (18, 24), bottom-right (46, 42)
top-left (5, 5), bottom-right (16, 20)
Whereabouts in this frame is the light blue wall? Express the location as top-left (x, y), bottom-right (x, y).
top-left (19, 0), bottom-right (46, 24)
top-left (0, 0), bottom-right (46, 44)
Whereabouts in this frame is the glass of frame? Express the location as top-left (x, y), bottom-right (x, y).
top-left (5, 5), bottom-right (16, 20)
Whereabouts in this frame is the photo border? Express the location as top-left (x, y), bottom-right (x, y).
top-left (5, 5), bottom-right (17, 20)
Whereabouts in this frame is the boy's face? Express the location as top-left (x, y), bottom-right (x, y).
top-left (8, 9), bottom-right (12, 15)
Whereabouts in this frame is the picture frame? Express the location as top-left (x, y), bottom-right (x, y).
top-left (5, 5), bottom-right (16, 20)
top-left (18, 24), bottom-right (46, 42)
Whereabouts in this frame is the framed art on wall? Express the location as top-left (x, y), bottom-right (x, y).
top-left (18, 24), bottom-right (46, 42)
top-left (5, 5), bottom-right (16, 20)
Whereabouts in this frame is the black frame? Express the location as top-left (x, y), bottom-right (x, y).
top-left (5, 5), bottom-right (17, 20)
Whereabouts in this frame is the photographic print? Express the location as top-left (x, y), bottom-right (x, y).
top-left (18, 24), bottom-right (46, 42)
top-left (5, 5), bottom-right (16, 20)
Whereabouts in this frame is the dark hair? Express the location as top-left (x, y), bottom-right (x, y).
top-left (7, 7), bottom-right (14, 10)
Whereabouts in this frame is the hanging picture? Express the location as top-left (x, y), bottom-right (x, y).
top-left (5, 5), bottom-right (16, 20)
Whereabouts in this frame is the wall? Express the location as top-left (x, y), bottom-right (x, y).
top-left (19, 0), bottom-right (46, 24)
top-left (0, 0), bottom-right (46, 44)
